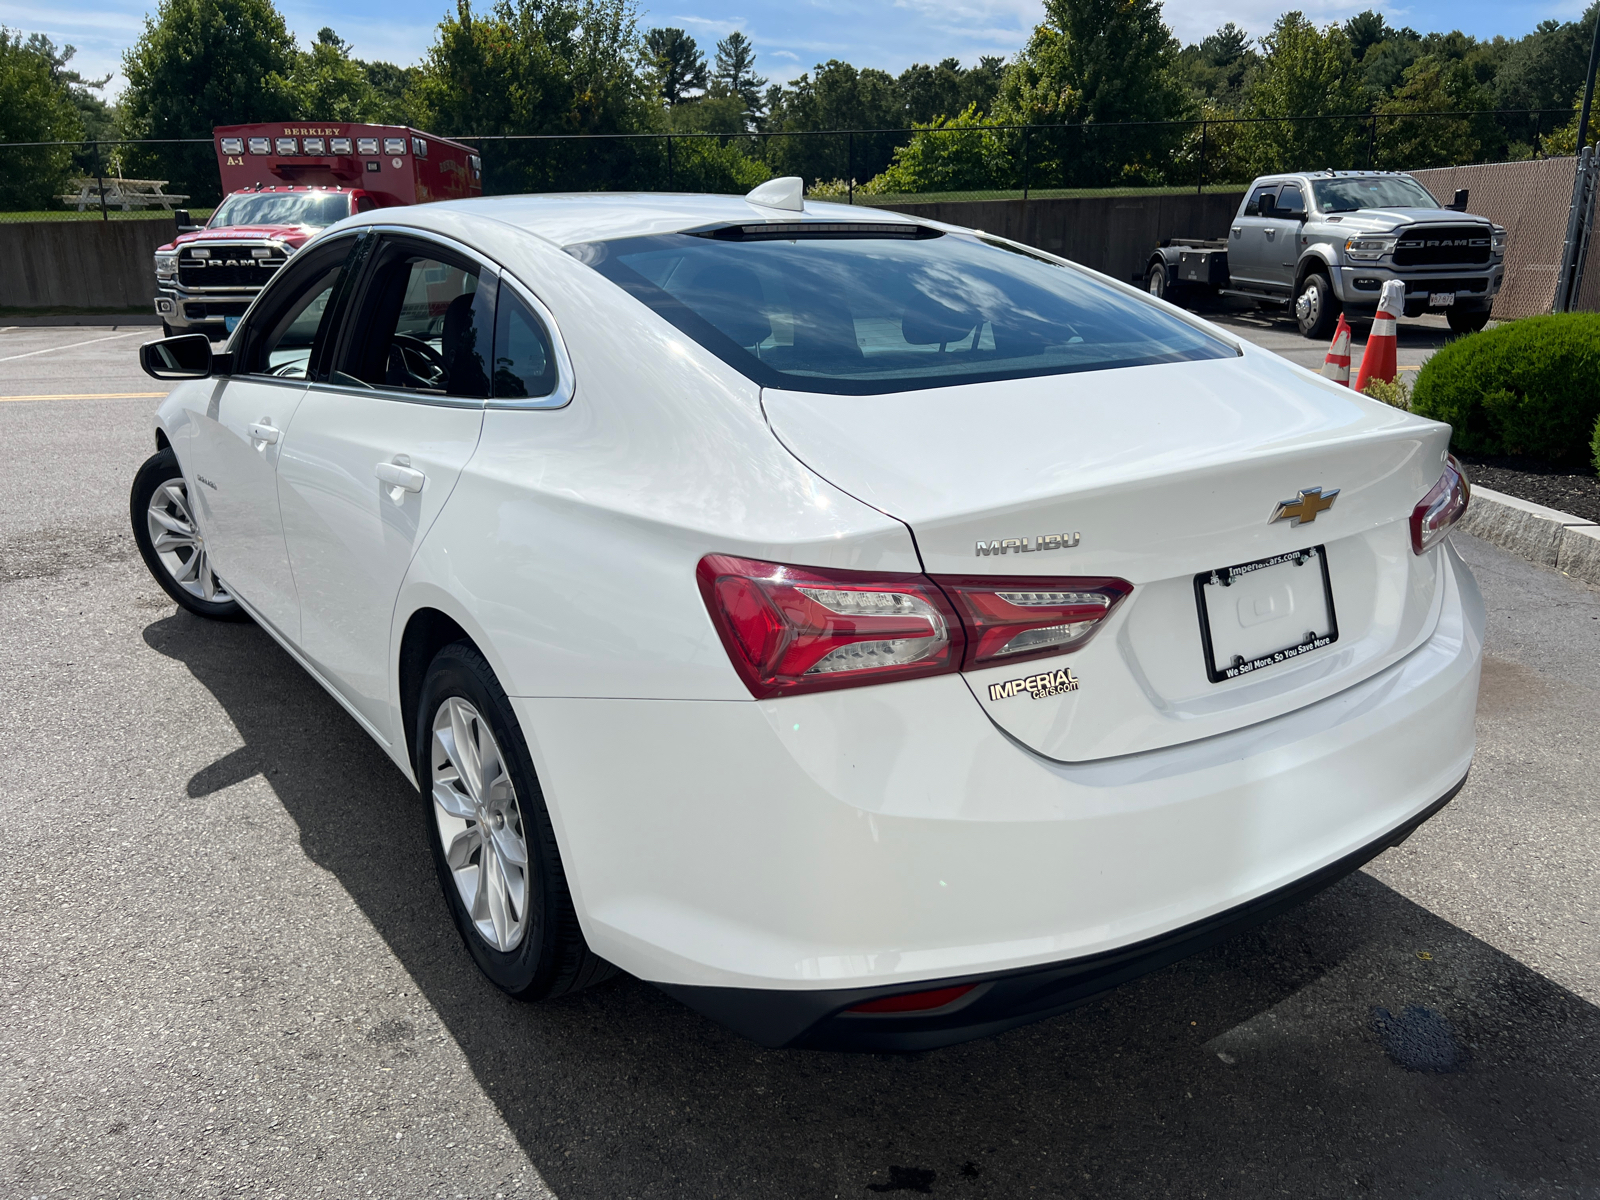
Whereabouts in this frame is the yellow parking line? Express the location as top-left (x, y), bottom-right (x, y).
top-left (0, 391), bottom-right (168, 403)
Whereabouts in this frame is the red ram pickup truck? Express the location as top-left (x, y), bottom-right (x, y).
top-left (153, 122), bottom-right (483, 337)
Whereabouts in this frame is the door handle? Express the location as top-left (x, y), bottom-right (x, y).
top-left (1265, 229), bottom-right (1276, 241)
top-left (247, 421), bottom-right (280, 445)
top-left (375, 461), bottom-right (425, 493)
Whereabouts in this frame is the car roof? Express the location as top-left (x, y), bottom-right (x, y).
top-left (365, 191), bottom-right (924, 248)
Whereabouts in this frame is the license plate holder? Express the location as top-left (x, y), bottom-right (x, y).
top-left (1194, 546), bottom-right (1338, 684)
top-left (1428, 291), bottom-right (1456, 307)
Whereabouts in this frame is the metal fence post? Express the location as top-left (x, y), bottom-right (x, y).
top-left (1197, 121), bottom-right (1206, 195)
top-left (1367, 116), bottom-right (1377, 170)
top-left (667, 135), bottom-right (673, 190)
top-left (94, 142), bottom-right (108, 222)
top-left (1022, 126), bottom-right (1031, 202)
top-left (847, 131), bottom-right (854, 205)
top-left (1556, 146), bottom-right (1597, 312)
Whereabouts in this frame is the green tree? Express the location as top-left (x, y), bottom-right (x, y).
top-left (119, 0), bottom-right (299, 204)
top-left (896, 57), bottom-right (1005, 124)
top-left (711, 30), bottom-right (765, 123)
top-left (995, 0), bottom-right (1192, 186)
top-left (409, 0), bottom-right (653, 191)
top-left (764, 60), bottom-right (905, 183)
top-left (1241, 12), bottom-right (1368, 174)
top-left (362, 61), bottom-right (420, 124)
top-left (1176, 22), bottom-right (1259, 108)
top-left (867, 104), bottom-right (1014, 195)
top-left (290, 28), bottom-right (379, 121)
top-left (1376, 55), bottom-right (1498, 168)
top-left (1343, 10), bottom-right (1393, 61)
top-left (1495, 7), bottom-right (1598, 114)
top-left (0, 29), bottom-right (84, 210)
top-left (643, 26), bottom-right (705, 106)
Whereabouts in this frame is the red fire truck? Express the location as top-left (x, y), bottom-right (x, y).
top-left (153, 122), bottom-right (483, 337)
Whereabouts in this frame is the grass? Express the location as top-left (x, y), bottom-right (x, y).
top-left (0, 208), bottom-right (214, 223)
top-left (852, 183), bottom-right (1248, 206)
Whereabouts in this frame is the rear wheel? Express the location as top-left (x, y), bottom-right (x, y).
top-left (1145, 261), bottom-right (1171, 301)
top-left (1294, 271), bottom-right (1339, 340)
top-left (129, 448), bottom-right (244, 620)
top-left (1446, 308), bottom-right (1491, 334)
top-left (418, 642), bottom-right (615, 1000)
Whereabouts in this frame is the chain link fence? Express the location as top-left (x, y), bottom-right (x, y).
top-left (0, 109), bottom-right (1577, 222)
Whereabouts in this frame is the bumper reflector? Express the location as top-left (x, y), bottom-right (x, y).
top-left (847, 984), bottom-right (977, 1014)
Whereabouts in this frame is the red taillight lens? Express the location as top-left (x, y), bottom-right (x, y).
top-left (933, 575), bottom-right (1134, 670)
top-left (696, 555), bottom-right (964, 698)
top-left (1411, 454), bottom-right (1470, 555)
top-left (847, 984), bottom-right (976, 1014)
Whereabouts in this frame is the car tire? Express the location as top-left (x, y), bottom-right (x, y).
top-left (1294, 271), bottom-right (1339, 340)
top-left (417, 641), bottom-right (616, 1000)
top-left (130, 448), bottom-right (246, 620)
top-left (1446, 309), bottom-right (1491, 334)
top-left (1145, 261), bottom-right (1171, 301)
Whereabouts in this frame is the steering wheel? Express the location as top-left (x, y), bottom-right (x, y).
top-left (392, 334), bottom-right (448, 389)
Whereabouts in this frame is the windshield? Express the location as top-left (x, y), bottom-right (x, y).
top-left (209, 191), bottom-right (352, 229)
top-left (577, 228), bottom-right (1236, 395)
top-left (1312, 177), bottom-right (1439, 213)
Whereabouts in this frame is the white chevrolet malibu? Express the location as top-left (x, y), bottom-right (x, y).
top-left (131, 179), bottom-right (1481, 1051)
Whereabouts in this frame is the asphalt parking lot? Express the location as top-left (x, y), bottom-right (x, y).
top-left (2, 321), bottom-right (1597, 1199)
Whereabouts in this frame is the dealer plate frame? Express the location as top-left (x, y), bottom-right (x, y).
top-left (1193, 545), bottom-right (1339, 684)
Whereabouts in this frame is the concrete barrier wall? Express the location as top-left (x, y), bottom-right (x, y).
top-left (0, 220), bottom-right (172, 310)
top-left (860, 191), bottom-right (1247, 284)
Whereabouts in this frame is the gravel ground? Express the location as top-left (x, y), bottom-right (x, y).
top-left (1457, 455), bottom-right (1600, 523)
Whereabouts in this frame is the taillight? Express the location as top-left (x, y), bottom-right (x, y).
top-left (1411, 454), bottom-right (1470, 555)
top-left (698, 555), bottom-right (1133, 697)
top-left (934, 575), bottom-right (1134, 670)
top-left (696, 555), bottom-right (963, 699)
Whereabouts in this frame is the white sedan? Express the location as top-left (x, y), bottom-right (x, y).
top-left (131, 178), bottom-right (1482, 1051)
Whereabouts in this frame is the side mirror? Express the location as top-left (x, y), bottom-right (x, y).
top-left (1258, 195), bottom-right (1276, 218)
top-left (173, 209), bottom-right (202, 234)
top-left (1446, 188), bottom-right (1470, 212)
top-left (141, 333), bottom-right (229, 380)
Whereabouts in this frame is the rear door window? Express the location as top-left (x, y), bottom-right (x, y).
top-left (492, 291), bottom-right (559, 400)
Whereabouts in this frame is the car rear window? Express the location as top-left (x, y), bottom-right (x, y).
top-left (573, 226), bottom-right (1236, 395)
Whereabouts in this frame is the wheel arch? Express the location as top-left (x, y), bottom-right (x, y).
top-left (397, 603), bottom-right (483, 779)
top-left (155, 427), bottom-right (171, 453)
top-left (1294, 247), bottom-right (1339, 293)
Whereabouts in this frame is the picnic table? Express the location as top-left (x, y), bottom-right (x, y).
top-left (59, 177), bottom-right (191, 212)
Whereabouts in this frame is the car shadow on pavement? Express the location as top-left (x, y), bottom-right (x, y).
top-left (145, 612), bottom-right (1600, 1198)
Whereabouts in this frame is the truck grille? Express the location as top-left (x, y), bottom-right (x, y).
top-left (1392, 225), bottom-right (1492, 268)
top-left (178, 246), bottom-right (286, 290)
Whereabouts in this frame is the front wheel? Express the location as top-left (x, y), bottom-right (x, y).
top-left (1294, 271), bottom-right (1340, 340)
top-left (418, 642), bottom-right (615, 1000)
top-left (130, 448), bottom-right (244, 620)
top-left (1446, 308), bottom-right (1491, 334)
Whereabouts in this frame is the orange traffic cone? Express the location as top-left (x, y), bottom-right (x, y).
top-left (1354, 279), bottom-right (1403, 393)
top-left (1320, 313), bottom-right (1352, 385)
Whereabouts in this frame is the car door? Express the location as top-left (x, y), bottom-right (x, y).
top-left (178, 234), bottom-right (362, 640)
top-left (1228, 183), bottom-right (1279, 287)
top-left (275, 231), bottom-right (492, 744)
top-left (1260, 182), bottom-right (1307, 290)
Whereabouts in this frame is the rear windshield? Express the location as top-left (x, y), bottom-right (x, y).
top-left (210, 191), bottom-right (352, 229)
top-left (1312, 177), bottom-right (1439, 213)
top-left (575, 228), bottom-right (1236, 395)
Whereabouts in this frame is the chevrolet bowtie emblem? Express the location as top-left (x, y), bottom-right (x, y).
top-left (1270, 486), bottom-right (1339, 526)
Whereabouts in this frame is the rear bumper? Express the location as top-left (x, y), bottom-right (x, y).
top-left (513, 542), bottom-right (1483, 1045)
top-left (661, 772), bottom-right (1466, 1051)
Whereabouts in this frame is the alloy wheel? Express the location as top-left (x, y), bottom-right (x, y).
top-left (430, 697), bottom-right (532, 952)
top-left (145, 477), bottom-right (230, 603)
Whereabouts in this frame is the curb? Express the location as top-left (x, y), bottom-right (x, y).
top-left (1459, 484), bottom-right (1600, 586)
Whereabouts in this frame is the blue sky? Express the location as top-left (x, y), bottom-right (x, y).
top-left (5, 0), bottom-right (1588, 101)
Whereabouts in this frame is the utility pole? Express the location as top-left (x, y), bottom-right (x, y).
top-left (1579, 10), bottom-right (1600, 154)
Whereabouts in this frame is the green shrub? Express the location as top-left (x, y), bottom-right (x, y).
top-left (1593, 412), bottom-right (1600, 474)
top-left (1410, 313), bottom-right (1600, 463)
top-left (1360, 375), bottom-right (1410, 409)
